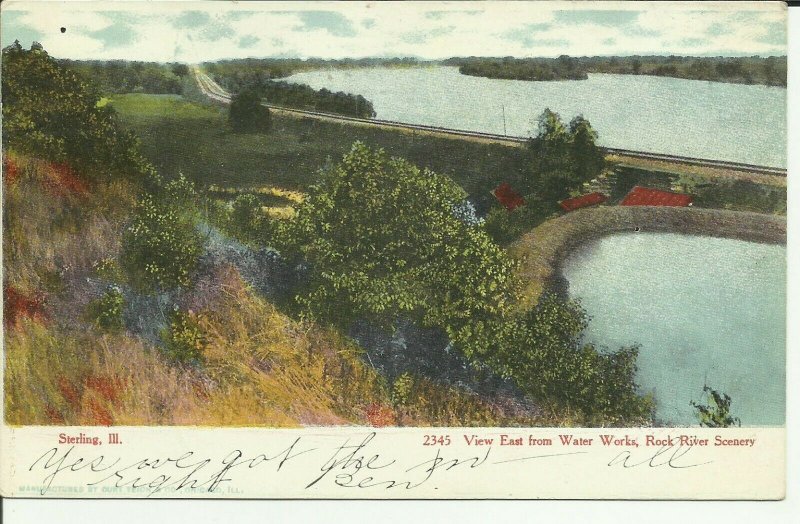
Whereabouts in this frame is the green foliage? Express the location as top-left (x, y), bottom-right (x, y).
top-left (205, 59), bottom-right (378, 118)
top-left (391, 372), bottom-right (414, 408)
top-left (162, 309), bottom-right (207, 365)
top-left (569, 115), bottom-right (606, 185)
top-left (279, 143), bottom-right (652, 424)
top-left (504, 295), bottom-right (654, 425)
top-left (256, 80), bottom-right (376, 118)
top-left (483, 196), bottom-right (553, 245)
top-left (448, 55), bottom-right (786, 87)
top-left (691, 386), bottom-right (741, 428)
top-left (229, 87), bottom-right (272, 133)
top-left (228, 193), bottom-right (271, 244)
top-left (121, 175), bottom-right (205, 292)
top-left (280, 142), bottom-right (518, 360)
top-left (455, 55), bottom-right (587, 81)
top-left (1, 42), bottom-right (148, 181)
top-left (85, 286), bottom-right (125, 332)
top-left (93, 257), bottom-right (125, 283)
top-left (526, 109), bottom-right (606, 201)
top-left (692, 179), bottom-right (786, 215)
top-left (59, 59), bottom-right (185, 94)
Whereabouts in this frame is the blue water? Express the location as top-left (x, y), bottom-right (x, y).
top-left (561, 232), bottom-right (786, 426)
top-left (285, 66), bottom-right (786, 168)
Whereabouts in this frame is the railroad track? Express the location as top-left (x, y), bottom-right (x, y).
top-left (193, 69), bottom-right (787, 177)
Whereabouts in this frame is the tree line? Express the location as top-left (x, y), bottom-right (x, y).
top-left (447, 56), bottom-right (588, 81)
top-left (204, 57), bottom-right (422, 81)
top-left (58, 59), bottom-right (190, 94)
top-left (208, 68), bottom-right (376, 119)
top-left (446, 55), bottom-right (787, 86)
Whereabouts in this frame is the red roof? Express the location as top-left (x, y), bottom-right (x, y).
top-left (492, 182), bottom-right (525, 211)
top-left (620, 186), bottom-right (693, 207)
top-left (559, 192), bottom-right (608, 212)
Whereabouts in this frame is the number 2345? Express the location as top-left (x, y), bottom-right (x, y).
top-left (423, 435), bottom-right (451, 446)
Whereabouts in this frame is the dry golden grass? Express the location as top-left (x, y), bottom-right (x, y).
top-left (3, 153), bottom-right (135, 295)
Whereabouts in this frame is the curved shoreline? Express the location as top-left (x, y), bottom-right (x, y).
top-left (508, 206), bottom-right (786, 312)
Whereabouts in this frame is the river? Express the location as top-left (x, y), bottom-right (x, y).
top-left (561, 232), bottom-right (785, 426)
top-left (284, 66), bottom-right (786, 168)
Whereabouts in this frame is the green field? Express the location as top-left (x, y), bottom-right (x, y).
top-left (110, 93), bottom-right (528, 198)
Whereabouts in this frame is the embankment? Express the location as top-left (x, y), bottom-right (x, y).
top-left (508, 206), bottom-right (787, 312)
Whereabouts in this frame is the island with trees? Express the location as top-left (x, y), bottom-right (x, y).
top-left (445, 55), bottom-right (787, 86)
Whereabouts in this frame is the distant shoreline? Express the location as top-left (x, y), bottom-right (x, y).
top-left (508, 206), bottom-right (787, 312)
top-left (445, 55), bottom-right (787, 87)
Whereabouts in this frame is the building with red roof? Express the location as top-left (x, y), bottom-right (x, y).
top-left (559, 192), bottom-right (608, 212)
top-left (620, 186), bottom-right (693, 207)
top-left (492, 182), bottom-right (525, 211)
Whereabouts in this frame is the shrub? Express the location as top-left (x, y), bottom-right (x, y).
top-left (282, 143), bottom-right (653, 425)
top-left (691, 386), bottom-right (741, 428)
top-left (162, 309), bottom-right (207, 365)
top-left (502, 295), bottom-right (654, 425)
top-left (229, 193), bottom-right (270, 244)
top-left (93, 257), bottom-right (124, 283)
top-left (121, 175), bottom-right (205, 292)
top-left (483, 197), bottom-right (552, 245)
top-left (3, 284), bottom-right (47, 328)
top-left (391, 372), bottom-right (414, 407)
top-left (229, 87), bottom-right (271, 133)
top-left (85, 286), bottom-right (125, 332)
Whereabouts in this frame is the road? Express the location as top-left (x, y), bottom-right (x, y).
top-left (193, 68), bottom-right (787, 178)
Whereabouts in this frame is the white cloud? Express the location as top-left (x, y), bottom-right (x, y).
top-left (0, 1), bottom-right (786, 62)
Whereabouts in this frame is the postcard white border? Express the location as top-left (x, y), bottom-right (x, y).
top-left (0, 0), bottom-right (795, 512)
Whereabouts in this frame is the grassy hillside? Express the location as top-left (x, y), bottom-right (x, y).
top-left (5, 153), bottom-right (554, 427)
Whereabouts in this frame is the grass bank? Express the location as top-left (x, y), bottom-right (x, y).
top-left (509, 206), bottom-right (787, 312)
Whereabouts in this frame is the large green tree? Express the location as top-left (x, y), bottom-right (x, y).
top-left (1, 41), bottom-right (146, 181)
top-left (280, 142), bottom-right (519, 361)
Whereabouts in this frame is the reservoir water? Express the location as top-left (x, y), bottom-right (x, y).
top-left (561, 232), bottom-right (785, 426)
top-left (285, 66), bottom-right (786, 168)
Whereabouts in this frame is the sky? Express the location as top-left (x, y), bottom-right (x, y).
top-left (0, 1), bottom-right (787, 63)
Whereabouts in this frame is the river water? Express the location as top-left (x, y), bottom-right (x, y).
top-left (561, 232), bottom-right (785, 426)
top-left (284, 66), bottom-right (786, 168)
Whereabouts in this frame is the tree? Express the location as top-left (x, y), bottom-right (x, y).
top-left (1, 42), bottom-right (148, 181)
top-left (500, 294), bottom-right (653, 425)
top-left (170, 63), bottom-right (190, 77)
top-left (279, 142), bottom-right (518, 361)
top-left (278, 143), bottom-right (652, 425)
top-left (526, 109), bottom-right (605, 201)
top-left (569, 115), bottom-right (605, 186)
top-left (229, 87), bottom-right (271, 133)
